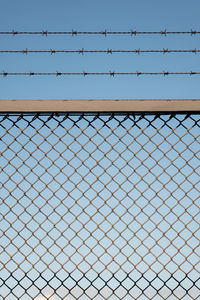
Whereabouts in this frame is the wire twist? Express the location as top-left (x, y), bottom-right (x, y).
top-left (1, 71), bottom-right (200, 77)
top-left (0, 49), bottom-right (199, 55)
top-left (0, 30), bottom-right (199, 36)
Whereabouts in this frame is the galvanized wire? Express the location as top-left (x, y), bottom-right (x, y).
top-left (1, 71), bottom-right (200, 77)
top-left (0, 112), bottom-right (200, 300)
top-left (0, 30), bottom-right (200, 36)
top-left (0, 48), bottom-right (200, 55)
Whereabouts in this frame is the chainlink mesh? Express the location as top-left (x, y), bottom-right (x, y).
top-left (0, 112), bottom-right (200, 300)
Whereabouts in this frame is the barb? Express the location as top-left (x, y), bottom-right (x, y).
top-left (1, 71), bottom-right (200, 77)
top-left (0, 30), bottom-right (200, 36)
top-left (0, 49), bottom-right (199, 54)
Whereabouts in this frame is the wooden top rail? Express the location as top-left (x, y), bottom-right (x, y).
top-left (0, 100), bottom-right (200, 113)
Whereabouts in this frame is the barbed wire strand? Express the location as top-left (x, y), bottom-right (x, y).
top-left (0, 49), bottom-right (200, 55)
top-left (0, 30), bottom-right (200, 36)
top-left (1, 71), bottom-right (200, 77)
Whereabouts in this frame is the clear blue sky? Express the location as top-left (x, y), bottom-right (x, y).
top-left (0, 0), bottom-right (200, 100)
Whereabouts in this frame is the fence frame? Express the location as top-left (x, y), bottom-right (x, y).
top-left (1, 100), bottom-right (200, 300)
top-left (0, 99), bottom-right (200, 113)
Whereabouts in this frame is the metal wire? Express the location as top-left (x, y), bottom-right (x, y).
top-left (0, 112), bottom-right (200, 300)
top-left (0, 30), bottom-right (200, 36)
top-left (0, 48), bottom-right (200, 55)
top-left (1, 71), bottom-right (200, 77)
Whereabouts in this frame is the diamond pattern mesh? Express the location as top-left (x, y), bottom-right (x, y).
top-left (0, 113), bottom-right (200, 300)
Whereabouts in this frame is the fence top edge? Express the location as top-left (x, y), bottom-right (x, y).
top-left (0, 100), bottom-right (200, 113)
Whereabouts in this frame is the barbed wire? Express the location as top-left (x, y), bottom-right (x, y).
top-left (0, 30), bottom-right (199, 36)
top-left (0, 48), bottom-right (200, 55)
top-left (1, 71), bottom-right (200, 77)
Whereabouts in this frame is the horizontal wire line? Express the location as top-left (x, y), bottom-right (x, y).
top-left (1, 72), bottom-right (200, 76)
top-left (0, 30), bottom-right (200, 36)
top-left (0, 49), bottom-right (200, 54)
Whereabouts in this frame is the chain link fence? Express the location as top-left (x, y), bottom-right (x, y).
top-left (0, 112), bottom-right (200, 300)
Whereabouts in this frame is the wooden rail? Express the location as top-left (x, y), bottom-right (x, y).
top-left (0, 100), bottom-right (200, 113)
